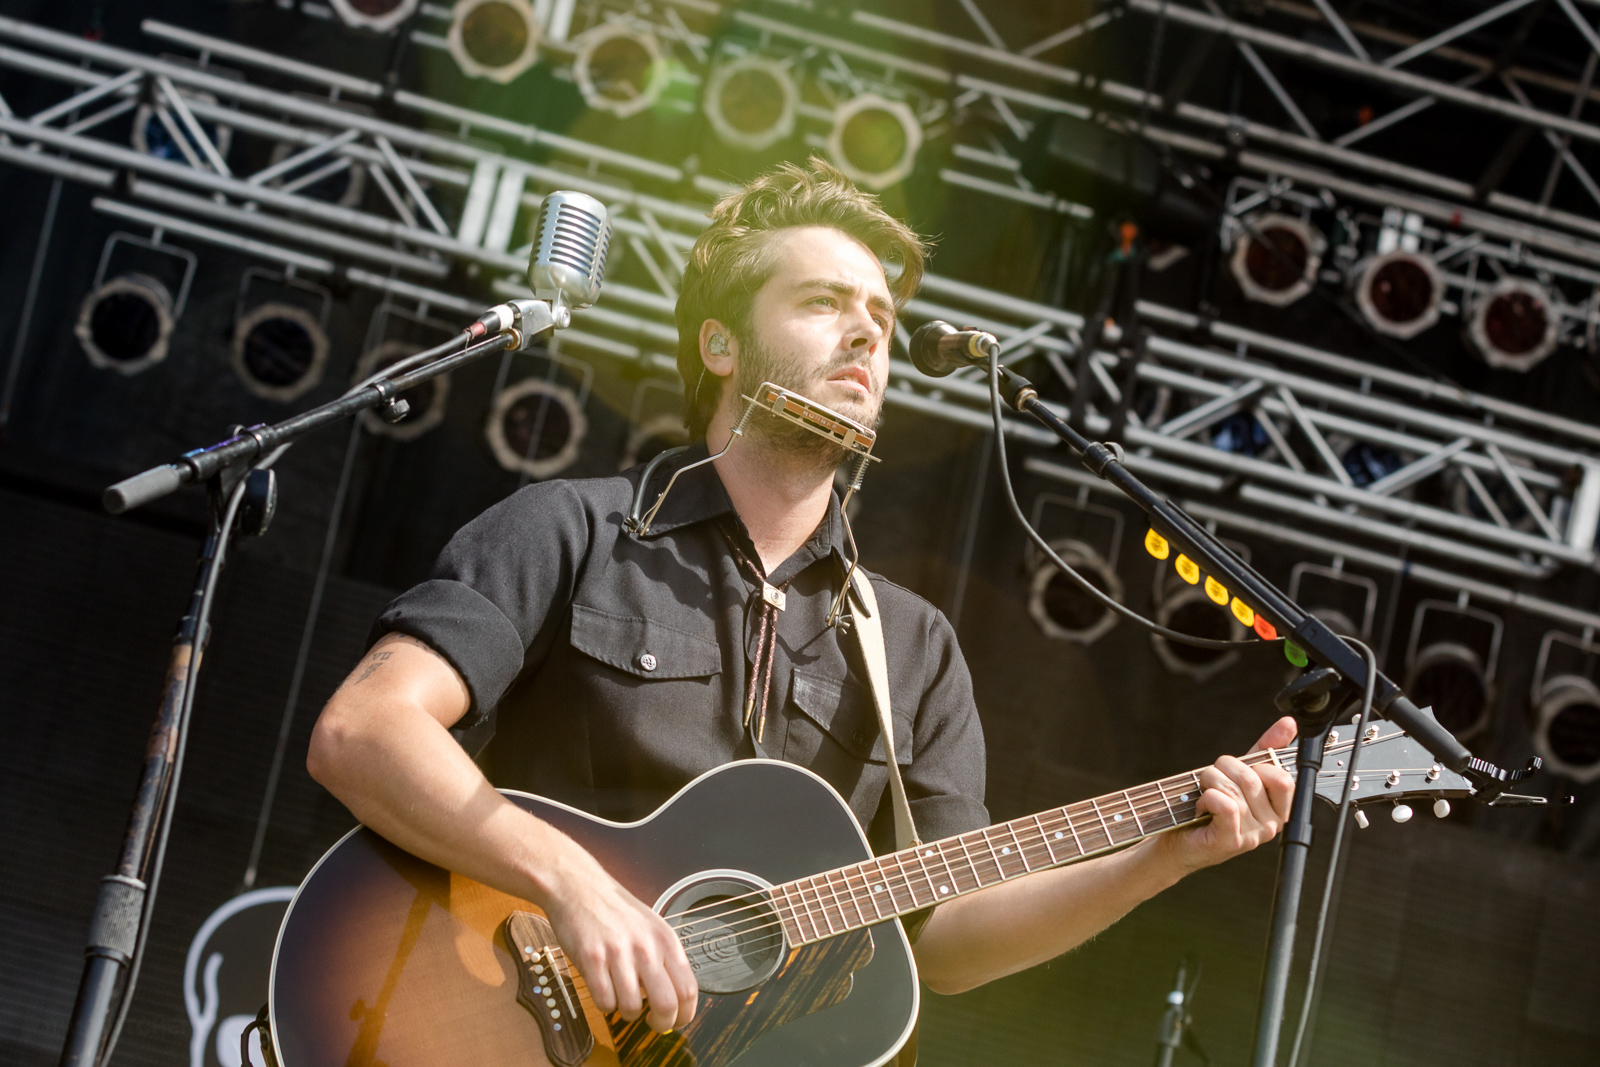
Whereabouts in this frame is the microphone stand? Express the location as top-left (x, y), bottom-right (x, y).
top-left (59, 320), bottom-right (532, 1067)
top-left (988, 364), bottom-right (1542, 1067)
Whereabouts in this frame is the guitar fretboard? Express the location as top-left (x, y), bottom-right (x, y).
top-left (766, 748), bottom-right (1289, 945)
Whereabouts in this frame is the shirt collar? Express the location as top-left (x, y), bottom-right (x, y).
top-left (632, 441), bottom-right (850, 576)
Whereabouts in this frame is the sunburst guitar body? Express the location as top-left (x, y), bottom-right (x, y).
top-left (269, 760), bottom-right (920, 1067)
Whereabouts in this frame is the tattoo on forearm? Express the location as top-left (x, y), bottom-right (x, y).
top-left (353, 651), bottom-right (393, 685)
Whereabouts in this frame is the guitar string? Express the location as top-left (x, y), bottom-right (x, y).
top-left (662, 741), bottom-right (1342, 943)
top-left (648, 735), bottom-right (1409, 952)
top-left (533, 735), bottom-right (1414, 994)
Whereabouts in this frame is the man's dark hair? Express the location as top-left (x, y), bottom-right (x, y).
top-left (674, 157), bottom-right (929, 439)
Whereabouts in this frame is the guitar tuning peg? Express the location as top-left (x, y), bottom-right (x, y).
top-left (1353, 809), bottom-right (1369, 829)
top-left (1433, 799), bottom-right (1451, 819)
top-left (1391, 803), bottom-right (1414, 824)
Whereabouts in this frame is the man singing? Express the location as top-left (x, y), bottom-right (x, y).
top-left (308, 158), bottom-right (1294, 1039)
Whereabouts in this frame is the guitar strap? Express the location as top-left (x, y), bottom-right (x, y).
top-left (845, 570), bottom-right (921, 852)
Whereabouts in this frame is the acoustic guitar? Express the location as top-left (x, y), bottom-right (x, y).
top-left (268, 721), bottom-right (1470, 1067)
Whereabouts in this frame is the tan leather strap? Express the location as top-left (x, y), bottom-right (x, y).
top-left (847, 571), bottom-right (921, 851)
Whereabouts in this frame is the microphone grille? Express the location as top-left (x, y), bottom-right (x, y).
top-left (528, 190), bottom-right (612, 311)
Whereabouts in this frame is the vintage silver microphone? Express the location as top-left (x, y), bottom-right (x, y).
top-left (474, 189), bottom-right (613, 340)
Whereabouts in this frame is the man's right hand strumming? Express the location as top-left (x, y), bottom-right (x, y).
top-left (307, 631), bottom-right (699, 1033)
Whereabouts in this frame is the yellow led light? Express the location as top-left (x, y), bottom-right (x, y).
top-left (1175, 554), bottom-right (1200, 584)
top-left (1205, 576), bottom-right (1229, 605)
top-left (1144, 528), bottom-right (1170, 560)
top-left (1231, 597), bottom-right (1255, 626)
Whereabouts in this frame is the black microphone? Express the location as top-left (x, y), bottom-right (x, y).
top-left (908, 320), bottom-right (1000, 377)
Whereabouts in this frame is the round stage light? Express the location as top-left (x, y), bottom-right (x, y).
top-left (231, 303), bottom-right (329, 403)
top-left (132, 92), bottom-right (232, 164)
top-left (1405, 641), bottom-right (1491, 741)
top-left (330, 0), bottom-right (419, 33)
top-left (1468, 278), bottom-right (1560, 372)
top-left (354, 340), bottom-right (452, 440)
top-left (1533, 674), bottom-right (1600, 783)
top-left (827, 94), bottom-right (922, 192)
top-left (1026, 539), bottom-right (1124, 646)
top-left (1152, 584), bottom-right (1246, 683)
top-left (1354, 250), bottom-right (1443, 339)
top-left (448, 0), bottom-right (540, 84)
top-left (486, 378), bottom-right (588, 478)
top-left (75, 273), bottom-right (176, 376)
top-left (621, 413), bottom-right (689, 471)
top-left (574, 23), bottom-right (667, 119)
top-left (1228, 214), bottom-right (1322, 307)
top-left (1340, 441), bottom-right (1405, 488)
top-left (703, 56), bottom-right (798, 152)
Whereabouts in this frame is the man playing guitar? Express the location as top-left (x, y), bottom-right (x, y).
top-left (307, 157), bottom-right (1294, 1043)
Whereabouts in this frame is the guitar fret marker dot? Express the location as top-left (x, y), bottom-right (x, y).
top-left (1114, 814), bottom-right (1123, 821)
top-left (1001, 846), bottom-right (1011, 854)
top-left (1180, 794), bottom-right (1189, 802)
top-left (939, 886), bottom-right (949, 894)
top-left (1055, 832), bottom-right (1064, 839)
top-left (551, 1010), bottom-right (560, 1019)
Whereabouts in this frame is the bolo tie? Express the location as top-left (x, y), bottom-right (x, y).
top-left (624, 380), bottom-right (882, 743)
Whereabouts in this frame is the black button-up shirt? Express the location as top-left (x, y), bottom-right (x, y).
top-left (375, 445), bottom-right (988, 852)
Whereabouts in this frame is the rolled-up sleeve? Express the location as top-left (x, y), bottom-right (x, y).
top-left (371, 480), bottom-right (592, 728)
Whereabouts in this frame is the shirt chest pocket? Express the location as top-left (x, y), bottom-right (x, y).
top-left (788, 669), bottom-right (912, 766)
top-left (568, 603), bottom-right (723, 680)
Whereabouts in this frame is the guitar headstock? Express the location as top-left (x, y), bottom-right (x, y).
top-left (1310, 714), bottom-right (1474, 819)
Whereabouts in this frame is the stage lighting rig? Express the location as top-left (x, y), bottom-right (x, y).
top-left (1353, 250), bottom-right (1444, 339)
top-left (330, 0), bottom-right (420, 34)
top-left (1467, 278), bottom-right (1562, 373)
top-left (447, 0), bottom-right (541, 83)
top-left (1403, 600), bottom-right (1503, 744)
top-left (1027, 538), bottom-right (1125, 646)
top-left (1227, 213), bottom-right (1324, 308)
top-left (486, 377), bottom-right (589, 479)
top-left (702, 54), bottom-right (799, 153)
top-left (232, 304), bottom-right (329, 403)
top-left (573, 20), bottom-right (669, 119)
top-left (827, 93), bottom-right (923, 192)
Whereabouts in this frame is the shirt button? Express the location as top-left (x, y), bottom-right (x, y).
top-left (638, 652), bottom-right (657, 672)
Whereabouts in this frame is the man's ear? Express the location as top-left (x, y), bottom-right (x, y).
top-left (699, 319), bottom-right (738, 379)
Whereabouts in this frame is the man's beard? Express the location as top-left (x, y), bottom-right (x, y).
top-left (732, 332), bottom-right (883, 471)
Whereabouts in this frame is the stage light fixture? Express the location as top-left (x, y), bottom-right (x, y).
top-left (621, 413), bottom-right (689, 471)
top-left (703, 55), bottom-right (798, 152)
top-left (1467, 278), bottom-right (1560, 372)
top-left (231, 303), bottom-right (329, 403)
top-left (827, 94), bottom-right (921, 192)
top-left (1533, 675), bottom-right (1600, 782)
top-left (448, 0), bottom-right (540, 84)
top-left (1288, 562), bottom-right (1378, 643)
top-left (355, 340), bottom-right (452, 440)
top-left (574, 22), bottom-right (668, 119)
top-left (1404, 601), bottom-right (1502, 743)
top-left (132, 92), bottom-right (232, 164)
top-left (1151, 583), bottom-right (1247, 683)
top-left (1027, 539), bottom-right (1124, 646)
top-left (75, 274), bottom-right (176, 376)
top-left (1354, 250), bottom-right (1443, 339)
top-left (486, 378), bottom-right (588, 478)
top-left (1228, 214), bottom-right (1322, 307)
top-left (330, 0), bottom-right (419, 33)
top-left (1209, 412), bottom-right (1270, 457)
top-left (1340, 441), bottom-right (1406, 488)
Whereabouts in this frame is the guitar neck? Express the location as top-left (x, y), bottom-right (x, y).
top-left (768, 747), bottom-right (1293, 946)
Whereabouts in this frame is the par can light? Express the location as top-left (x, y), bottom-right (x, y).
top-left (621, 413), bottom-right (689, 471)
top-left (1467, 277), bottom-right (1560, 372)
top-left (486, 378), bottom-right (588, 478)
top-left (1354, 250), bottom-right (1443, 339)
top-left (703, 56), bottom-right (798, 152)
top-left (1228, 213), bottom-right (1322, 307)
top-left (448, 0), bottom-right (540, 84)
top-left (575, 23), bottom-right (668, 119)
top-left (355, 340), bottom-right (452, 440)
top-left (827, 93), bottom-right (922, 192)
top-left (232, 303), bottom-right (329, 403)
top-left (330, 0), bottom-right (420, 33)
top-left (1533, 674), bottom-right (1600, 783)
top-left (76, 273), bottom-right (176, 376)
top-left (1151, 576), bottom-right (1246, 683)
top-left (1026, 539), bottom-right (1124, 646)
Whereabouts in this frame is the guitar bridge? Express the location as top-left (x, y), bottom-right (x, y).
top-left (503, 912), bottom-right (595, 1067)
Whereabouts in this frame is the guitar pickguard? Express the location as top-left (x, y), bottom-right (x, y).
top-left (610, 929), bottom-right (875, 1067)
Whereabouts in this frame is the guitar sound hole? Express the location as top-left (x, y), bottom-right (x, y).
top-left (661, 876), bottom-right (786, 995)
